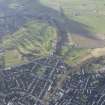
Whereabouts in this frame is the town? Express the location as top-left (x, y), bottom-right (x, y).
top-left (0, 55), bottom-right (105, 105)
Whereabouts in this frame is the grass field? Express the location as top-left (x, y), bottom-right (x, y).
top-left (2, 20), bottom-right (58, 66)
top-left (1, 0), bottom-right (105, 67)
top-left (4, 50), bottom-right (25, 67)
top-left (40, 0), bottom-right (105, 64)
top-left (41, 0), bottom-right (105, 33)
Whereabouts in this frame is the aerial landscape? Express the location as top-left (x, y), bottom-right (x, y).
top-left (0, 0), bottom-right (105, 105)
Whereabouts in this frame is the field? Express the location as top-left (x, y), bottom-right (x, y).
top-left (41, 0), bottom-right (105, 33)
top-left (1, 0), bottom-right (105, 67)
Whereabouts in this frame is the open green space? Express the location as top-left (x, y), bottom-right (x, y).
top-left (1, 0), bottom-right (105, 67)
